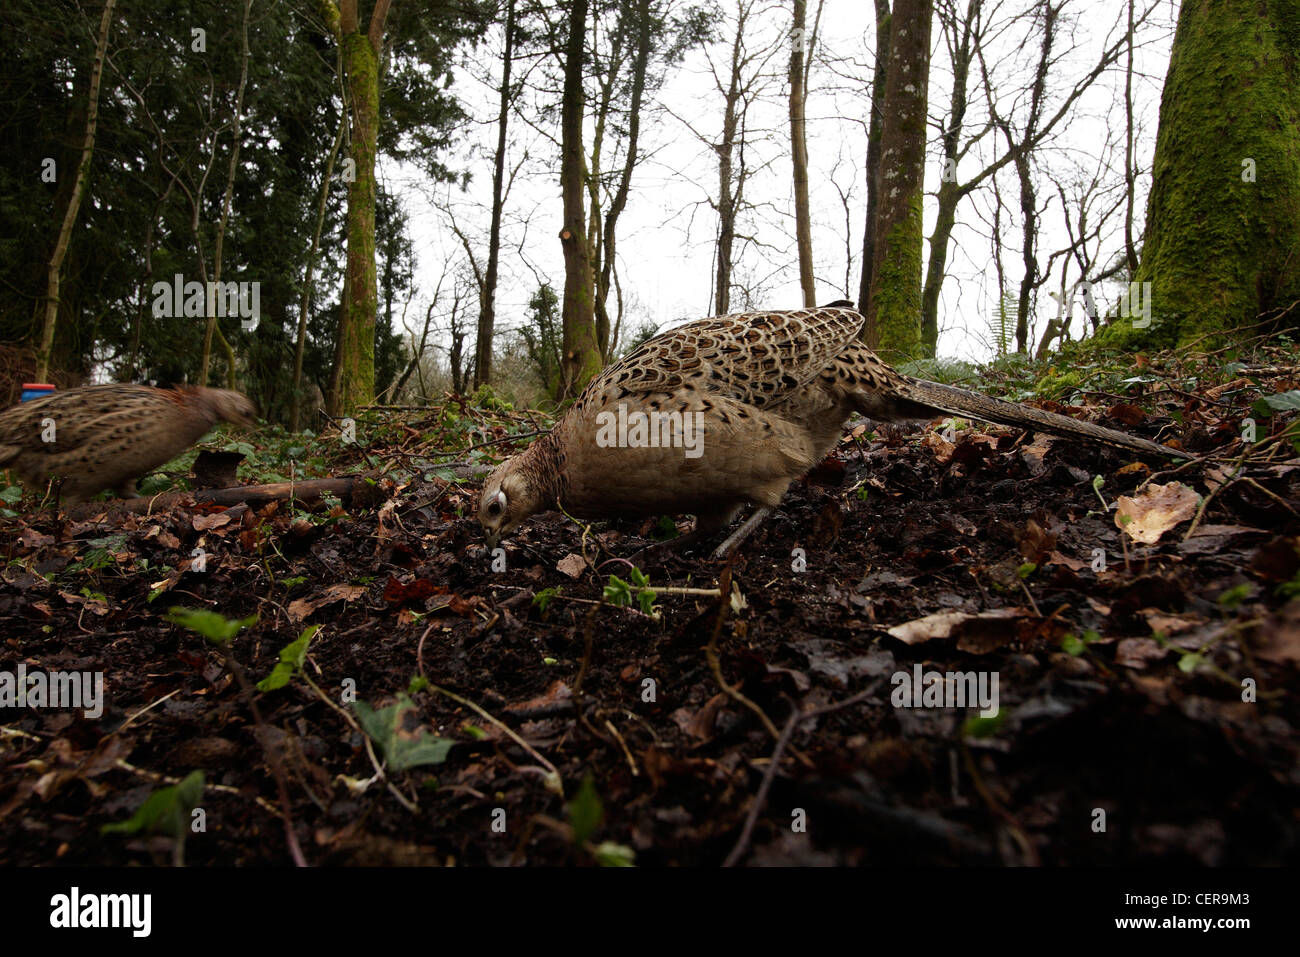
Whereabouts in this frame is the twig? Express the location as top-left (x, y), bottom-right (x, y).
top-left (414, 643), bottom-right (563, 795)
top-left (704, 568), bottom-right (797, 754)
top-left (723, 680), bottom-right (884, 867)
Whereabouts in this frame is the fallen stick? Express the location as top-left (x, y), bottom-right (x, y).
top-left (63, 473), bottom-right (380, 520)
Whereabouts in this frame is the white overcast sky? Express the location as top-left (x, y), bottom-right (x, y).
top-left (381, 0), bottom-right (1178, 366)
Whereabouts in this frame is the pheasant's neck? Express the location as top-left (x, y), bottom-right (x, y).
top-left (520, 431), bottom-right (565, 510)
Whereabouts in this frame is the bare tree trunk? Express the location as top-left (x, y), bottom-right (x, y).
top-left (1122, 0), bottom-right (1138, 275)
top-left (558, 0), bottom-right (602, 399)
top-left (36, 0), bottom-right (116, 382)
top-left (597, 0), bottom-right (653, 358)
top-left (998, 0), bottom-right (1055, 353)
top-left (199, 0), bottom-right (252, 389)
top-left (864, 0), bottom-right (931, 360)
top-left (291, 108), bottom-right (346, 431)
top-left (128, 180), bottom-right (173, 381)
top-left (788, 0), bottom-right (816, 306)
top-left (449, 292), bottom-right (470, 393)
top-left (1011, 145), bottom-right (1037, 354)
top-left (714, 9), bottom-right (742, 316)
top-left (919, 0), bottom-right (978, 356)
top-left (856, 0), bottom-right (891, 315)
top-left (390, 295), bottom-right (438, 400)
top-left (711, 0), bottom-right (771, 316)
top-left (475, 0), bottom-right (516, 390)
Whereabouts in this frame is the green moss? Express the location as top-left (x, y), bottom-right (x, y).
top-left (1128, 0), bottom-right (1300, 345)
top-left (872, 194), bottom-right (925, 362)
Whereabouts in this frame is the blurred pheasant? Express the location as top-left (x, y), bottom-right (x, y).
top-left (479, 305), bottom-right (1179, 557)
top-left (0, 384), bottom-right (257, 501)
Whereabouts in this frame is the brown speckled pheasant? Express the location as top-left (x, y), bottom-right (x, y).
top-left (0, 384), bottom-right (256, 501)
top-left (479, 305), bottom-right (1178, 557)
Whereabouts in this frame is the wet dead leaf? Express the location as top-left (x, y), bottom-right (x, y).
top-left (1116, 637), bottom-right (1170, 669)
top-left (1115, 482), bottom-right (1200, 544)
top-left (192, 511), bottom-right (233, 531)
top-left (556, 553), bottom-right (586, 579)
top-left (289, 583), bottom-right (366, 621)
top-left (886, 608), bottom-right (1024, 646)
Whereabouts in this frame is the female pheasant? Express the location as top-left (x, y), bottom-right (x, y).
top-left (479, 305), bottom-right (1177, 557)
top-left (0, 383), bottom-right (257, 501)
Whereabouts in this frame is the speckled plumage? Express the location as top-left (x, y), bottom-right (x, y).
top-left (0, 384), bottom-right (256, 501)
top-left (479, 306), bottom-right (1175, 553)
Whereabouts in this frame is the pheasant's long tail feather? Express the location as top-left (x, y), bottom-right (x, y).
top-left (885, 377), bottom-right (1181, 458)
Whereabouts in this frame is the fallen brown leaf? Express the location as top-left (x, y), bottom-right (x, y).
top-left (1115, 482), bottom-right (1200, 544)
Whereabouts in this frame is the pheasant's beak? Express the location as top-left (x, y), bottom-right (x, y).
top-left (484, 529), bottom-right (500, 551)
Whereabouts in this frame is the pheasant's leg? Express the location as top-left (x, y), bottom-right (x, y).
top-left (633, 506), bottom-right (740, 559)
top-left (710, 506), bottom-right (774, 559)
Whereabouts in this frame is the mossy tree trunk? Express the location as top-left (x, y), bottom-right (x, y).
top-left (327, 0), bottom-right (390, 415)
top-left (864, 0), bottom-right (931, 361)
top-left (1127, 0), bottom-right (1300, 344)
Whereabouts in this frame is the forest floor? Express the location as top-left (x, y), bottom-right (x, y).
top-left (1, 344), bottom-right (1298, 866)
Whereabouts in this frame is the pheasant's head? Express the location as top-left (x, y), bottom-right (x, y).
top-left (479, 456), bottom-right (545, 550)
top-left (206, 389), bottom-right (258, 428)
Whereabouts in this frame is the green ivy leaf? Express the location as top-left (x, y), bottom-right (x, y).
top-left (256, 625), bottom-right (320, 692)
top-left (165, 607), bottom-right (257, 645)
top-left (1251, 391), bottom-right (1300, 417)
top-left (353, 694), bottom-right (453, 771)
top-left (568, 774), bottom-right (604, 845)
top-left (102, 771), bottom-right (205, 838)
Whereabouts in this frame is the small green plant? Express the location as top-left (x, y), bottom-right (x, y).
top-left (165, 607), bottom-right (257, 644)
top-left (565, 773), bottom-right (635, 866)
top-left (1250, 390), bottom-right (1300, 418)
top-left (652, 515), bottom-right (679, 541)
top-left (407, 675), bottom-right (430, 695)
top-left (533, 586), bottom-right (562, 614)
top-left (962, 709), bottom-right (1006, 739)
top-left (568, 774), bottom-right (603, 845)
top-left (1061, 629), bottom-right (1101, 656)
top-left (65, 535), bottom-right (126, 577)
top-left (1091, 475), bottom-right (1108, 510)
top-left (102, 770), bottom-right (205, 855)
top-left (603, 567), bottom-right (659, 616)
top-left (1217, 583), bottom-right (1253, 610)
top-left (353, 693), bottom-right (453, 771)
top-left (256, 625), bottom-right (321, 692)
top-left (0, 485), bottom-right (23, 518)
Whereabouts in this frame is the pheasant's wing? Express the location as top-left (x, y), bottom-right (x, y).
top-left (580, 306), bottom-right (865, 411)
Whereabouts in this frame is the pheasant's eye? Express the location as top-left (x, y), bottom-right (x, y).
top-left (487, 491), bottom-right (507, 517)
top-left (487, 501), bottom-right (502, 516)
